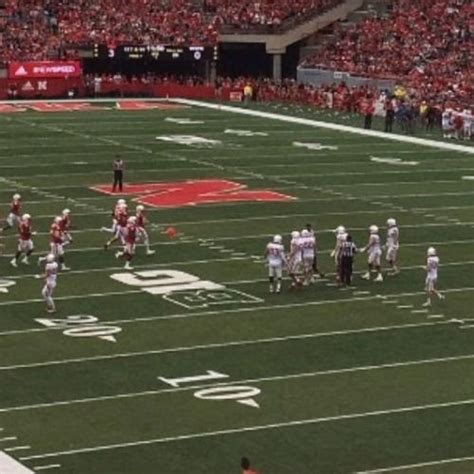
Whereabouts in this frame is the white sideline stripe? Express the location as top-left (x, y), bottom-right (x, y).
top-left (0, 320), bottom-right (457, 372)
top-left (355, 455), bottom-right (474, 473)
top-left (175, 99), bottom-right (474, 155)
top-left (19, 397), bottom-right (474, 460)
top-left (1, 348), bottom-right (472, 414)
top-left (0, 285), bottom-right (473, 339)
top-left (0, 437), bottom-right (17, 442)
top-left (0, 452), bottom-right (34, 473)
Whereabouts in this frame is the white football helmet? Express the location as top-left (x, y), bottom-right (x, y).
top-left (427, 247), bottom-right (436, 256)
top-left (273, 234), bottom-right (282, 244)
top-left (127, 216), bottom-right (137, 224)
top-left (117, 199), bottom-right (126, 205)
top-left (369, 225), bottom-right (379, 234)
top-left (301, 229), bottom-right (310, 238)
top-left (136, 205), bottom-right (145, 212)
top-left (13, 193), bottom-right (21, 200)
top-left (54, 216), bottom-right (62, 224)
top-left (46, 254), bottom-right (55, 263)
top-left (22, 213), bottom-right (31, 221)
top-left (291, 231), bottom-right (300, 239)
top-left (335, 225), bottom-right (346, 235)
top-left (386, 218), bottom-right (396, 227)
top-left (62, 208), bottom-right (71, 216)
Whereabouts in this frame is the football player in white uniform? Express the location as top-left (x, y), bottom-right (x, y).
top-left (305, 223), bottom-right (324, 279)
top-left (300, 229), bottom-right (316, 286)
top-left (288, 231), bottom-right (303, 289)
top-left (331, 225), bottom-right (347, 283)
top-left (385, 218), bottom-right (400, 275)
top-left (136, 205), bottom-right (155, 255)
top-left (40, 253), bottom-right (59, 313)
top-left (361, 225), bottom-right (383, 282)
top-left (423, 247), bottom-right (445, 307)
top-left (265, 234), bottom-right (286, 294)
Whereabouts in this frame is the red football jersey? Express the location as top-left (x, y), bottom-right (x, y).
top-left (117, 210), bottom-right (128, 227)
top-left (59, 215), bottom-right (71, 231)
top-left (11, 200), bottom-right (21, 215)
top-left (136, 213), bottom-right (146, 228)
top-left (19, 222), bottom-right (32, 240)
top-left (126, 224), bottom-right (137, 244)
top-left (50, 223), bottom-right (63, 244)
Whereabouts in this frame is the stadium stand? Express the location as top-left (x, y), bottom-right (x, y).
top-left (300, 0), bottom-right (473, 108)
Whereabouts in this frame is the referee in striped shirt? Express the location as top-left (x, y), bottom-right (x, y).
top-left (112, 156), bottom-right (125, 192)
top-left (340, 234), bottom-right (357, 285)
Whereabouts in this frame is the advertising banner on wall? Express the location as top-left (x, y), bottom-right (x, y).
top-left (8, 61), bottom-right (82, 79)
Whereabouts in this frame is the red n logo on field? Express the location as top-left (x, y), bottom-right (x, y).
top-left (92, 180), bottom-right (295, 208)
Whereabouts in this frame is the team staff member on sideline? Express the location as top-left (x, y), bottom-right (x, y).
top-left (340, 234), bottom-right (357, 285)
top-left (112, 156), bottom-right (125, 192)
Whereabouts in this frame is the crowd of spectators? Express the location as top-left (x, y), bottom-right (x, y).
top-left (205, 0), bottom-right (342, 31)
top-left (0, 0), bottom-right (343, 63)
top-left (301, 0), bottom-right (473, 109)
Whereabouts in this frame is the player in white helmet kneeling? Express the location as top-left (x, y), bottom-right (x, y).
top-left (40, 253), bottom-right (59, 313)
top-left (385, 218), bottom-right (400, 275)
top-left (136, 205), bottom-right (155, 255)
top-left (423, 247), bottom-right (445, 307)
top-left (11, 213), bottom-right (36, 267)
top-left (361, 225), bottom-right (383, 282)
top-left (265, 234), bottom-right (286, 294)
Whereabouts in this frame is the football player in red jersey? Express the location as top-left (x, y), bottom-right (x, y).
top-left (115, 216), bottom-right (137, 270)
top-left (104, 202), bottom-right (128, 250)
top-left (241, 457), bottom-right (261, 474)
top-left (136, 205), bottom-right (155, 256)
top-left (10, 213), bottom-right (36, 267)
top-left (1, 193), bottom-right (22, 232)
top-left (39, 216), bottom-right (70, 271)
top-left (59, 208), bottom-right (73, 246)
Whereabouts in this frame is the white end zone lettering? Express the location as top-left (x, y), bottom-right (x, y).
top-left (155, 135), bottom-right (222, 147)
top-left (110, 269), bottom-right (264, 308)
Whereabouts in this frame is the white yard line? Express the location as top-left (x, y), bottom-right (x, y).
top-left (0, 285), bottom-right (473, 339)
top-left (355, 455), bottom-right (474, 473)
top-left (19, 398), bottom-right (474, 460)
top-left (0, 319), bottom-right (463, 372)
top-left (0, 347), bottom-right (470, 413)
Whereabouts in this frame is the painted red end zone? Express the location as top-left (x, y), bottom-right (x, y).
top-left (91, 180), bottom-right (296, 208)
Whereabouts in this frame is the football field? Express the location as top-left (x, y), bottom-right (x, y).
top-left (0, 100), bottom-right (473, 473)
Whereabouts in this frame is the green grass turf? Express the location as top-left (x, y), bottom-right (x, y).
top-left (0, 102), bottom-right (473, 473)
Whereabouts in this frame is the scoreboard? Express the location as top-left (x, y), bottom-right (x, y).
top-left (93, 44), bottom-right (218, 61)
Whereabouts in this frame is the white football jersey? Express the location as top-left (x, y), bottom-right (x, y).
top-left (387, 227), bottom-right (400, 248)
top-left (45, 261), bottom-right (59, 284)
top-left (301, 236), bottom-right (315, 259)
top-left (290, 238), bottom-right (303, 262)
top-left (368, 234), bottom-right (382, 254)
top-left (427, 256), bottom-right (439, 279)
top-left (266, 242), bottom-right (285, 266)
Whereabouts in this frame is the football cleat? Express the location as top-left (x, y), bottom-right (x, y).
top-left (361, 272), bottom-right (371, 280)
top-left (10, 258), bottom-right (17, 267)
top-left (146, 249), bottom-right (156, 256)
top-left (375, 274), bottom-right (384, 282)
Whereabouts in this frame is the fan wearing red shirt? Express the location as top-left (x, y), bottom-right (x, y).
top-left (10, 213), bottom-right (36, 267)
